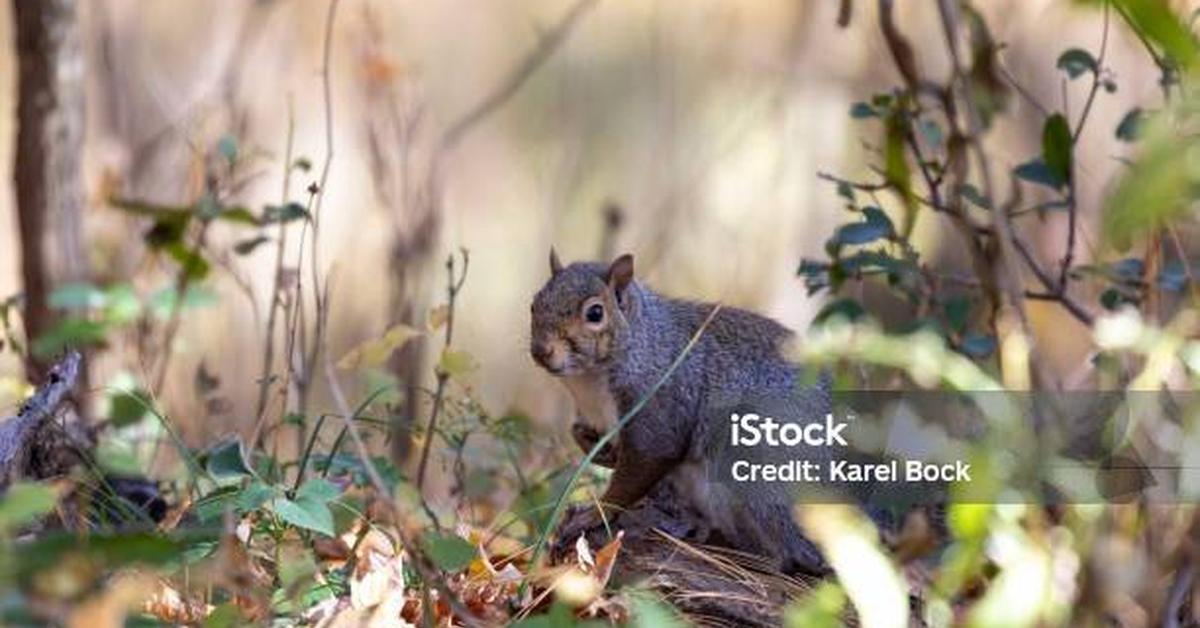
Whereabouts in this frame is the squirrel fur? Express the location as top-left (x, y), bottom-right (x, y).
top-left (530, 249), bottom-right (831, 575)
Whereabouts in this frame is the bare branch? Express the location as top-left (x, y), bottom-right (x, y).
top-left (438, 0), bottom-right (598, 153)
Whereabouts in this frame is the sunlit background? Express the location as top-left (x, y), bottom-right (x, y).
top-left (0, 0), bottom-right (1162, 464)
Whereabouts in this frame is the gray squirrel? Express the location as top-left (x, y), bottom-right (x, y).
top-left (530, 249), bottom-right (832, 576)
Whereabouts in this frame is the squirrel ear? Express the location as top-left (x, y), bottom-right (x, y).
top-left (549, 247), bottom-right (564, 276)
top-left (606, 254), bottom-right (634, 294)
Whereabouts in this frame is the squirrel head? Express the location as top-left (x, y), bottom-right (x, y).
top-left (529, 248), bottom-right (635, 376)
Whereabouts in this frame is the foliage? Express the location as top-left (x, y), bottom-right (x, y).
top-left (2, 1), bottom-right (1200, 626)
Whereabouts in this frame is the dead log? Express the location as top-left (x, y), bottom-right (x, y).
top-left (0, 351), bottom-right (88, 491)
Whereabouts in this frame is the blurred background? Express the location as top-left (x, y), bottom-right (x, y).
top-left (0, 0), bottom-right (1164, 463)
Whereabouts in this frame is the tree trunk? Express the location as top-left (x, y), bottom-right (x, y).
top-left (12, 0), bottom-right (89, 382)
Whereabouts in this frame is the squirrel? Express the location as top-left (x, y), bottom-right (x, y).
top-left (530, 249), bottom-right (831, 576)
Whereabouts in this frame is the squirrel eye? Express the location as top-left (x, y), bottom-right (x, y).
top-left (585, 303), bottom-right (604, 324)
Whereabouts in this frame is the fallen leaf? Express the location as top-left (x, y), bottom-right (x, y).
top-left (575, 534), bottom-right (595, 570)
top-left (592, 531), bottom-right (623, 588)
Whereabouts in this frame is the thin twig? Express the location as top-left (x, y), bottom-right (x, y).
top-left (1012, 232), bottom-right (1095, 325)
top-left (1071, 0), bottom-right (1111, 143)
top-left (252, 99), bottom-right (297, 446)
top-left (152, 208), bottom-right (214, 397)
top-left (415, 249), bottom-right (469, 494)
top-left (997, 62), bottom-right (1051, 117)
top-left (298, 0), bottom-right (341, 420)
top-left (938, 0), bottom-right (1040, 347)
top-left (1060, 0), bottom-right (1110, 291)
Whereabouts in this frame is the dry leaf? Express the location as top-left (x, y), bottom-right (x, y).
top-left (427, 304), bottom-right (450, 331)
top-left (575, 534), bottom-right (595, 570)
top-left (592, 531), bottom-right (623, 588)
top-left (338, 324), bottom-right (423, 370)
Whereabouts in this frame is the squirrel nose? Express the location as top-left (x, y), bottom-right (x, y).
top-left (531, 341), bottom-right (553, 364)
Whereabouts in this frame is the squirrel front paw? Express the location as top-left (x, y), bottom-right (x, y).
top-left (571, 423), bottom-right (617, 468)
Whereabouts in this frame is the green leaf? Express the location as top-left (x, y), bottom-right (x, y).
top-left (437, 349), bottom-right (476, 379)
top-left (236, 480), bottom-right (275, 513)
top-left (512, 603), bottom-right (578, 628)
top-left (217, 135), bottom-right (238, 163)
top-left (784, 581), bottom-right (846, 628)
top-left (947, 503), bottom-right (991, 541)
top-left (49, 283), bottom-right (106, 310)
top-left (32, 318), bottom-right (108, 358)
top-left (278, 541), bottom-right (319, 590)
top-left (630, 593), bottom-right (688, 628)
top-left (835, 181), bottom-right (854, 202)
top-left (1101, 0), bottom-right (1198, 69)
top-left (424, 533), bottom-right (477, 572)
top-left (262, 202), bottom-right (310, 224)
top-left (194, 486), bottom-right (238, 523)
top-left (1111, 257), bottom-right (1146, 282)
top-left (234, 235), bottom-right (270, 256)
top-left (960, 334), bottom-right (997, 358)
top-left (103, 284), bottom-right (142, 323)
top-left (166, 242), bottom-right (210, 280)
top-left (108, 389), bottom-right (150, 427)
top-left (202, 602), bottom-right (244, 628)
top-left (13, 530), bottom-right (211, 580)
top-left (1100, 287), bottom-right (1130, 310)
top-left (884, 108), bottom-right (916, 235)
top-left (108, 198), bottom-right (193, 220)
top-left (1056, 48), bottom-right (1098, 79)
top-left (217, 206), bottom-right (261, 226)
top-left (862, 206), bottom-right (895, 233)
top-left (1013, 159), bottom-right (1061, 189)
top-left (203, 438), bottom-right (252, 482)
top-left (813, 298), bottom-right (867, 326)
top-left (0, 482), bottom-right (57, 532)
top-left (150, 285), bottom-right (217, 319)
top-left (1103, 118), bottom-right (1191, 250)
top-left (1158, 261), bottom-right (1190, 292)
top-left (832, 221), bottom-right (891, 246)
top-left (958, 183), bottom-right (992, 209)
top-left (918, 119), bottom-right (943, 147)
top-left (272, 496), bottom-right (335, 537)
top-left (1041, 113), bottom-right (1073, 187)
top-left (144, 215), bottom-right (190, 249)
top-left (944, 296), bottom-right (971, 334)
top-left (849, 102), bottom-right (877, 119)
top-left (196, 192), bottom-right (220, 221)
top-left (295, 478), bottom-right (340, 504)
top-left (1116, 107), bottom-right (1144, 142)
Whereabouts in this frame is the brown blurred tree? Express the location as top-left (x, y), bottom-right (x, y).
top-left (12, 0), bottom-right (90, 383)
